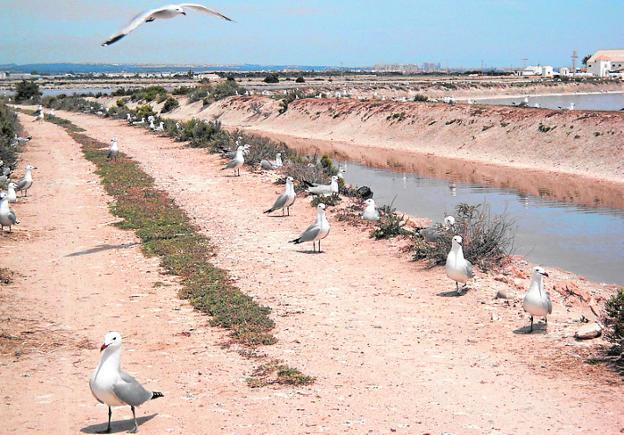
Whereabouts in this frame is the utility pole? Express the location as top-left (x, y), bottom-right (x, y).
top-left (522, 58), bottom-right (528, 69)
top-left (571, 50), bottom-right (578, 77)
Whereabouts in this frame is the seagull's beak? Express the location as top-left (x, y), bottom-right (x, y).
top-left (100, 343), bottom-right (109, 352)
top-left (541, 272), bottom-right (549, 277)
top-left (181, 11), bottom-right (187, 15)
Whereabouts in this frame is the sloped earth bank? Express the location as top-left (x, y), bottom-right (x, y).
top-left (23, 110), bottom-right (619, 433)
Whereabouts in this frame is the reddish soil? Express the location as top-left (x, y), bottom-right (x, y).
top-left (2, 110), bottom-right (617, 433)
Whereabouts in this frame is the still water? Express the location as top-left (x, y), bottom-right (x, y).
top-left (342, 161), bottom-right (624, 285)
top-left (475, 92), bottom-right (624, 111)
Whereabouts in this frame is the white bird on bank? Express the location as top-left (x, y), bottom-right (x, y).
top-left (175, 122), bottom-right (181, 130)
top-left (126, 113), bottom-right (134, 123)
top-left (264, 176), bottom-right (296, 216)
top-left (260, 153), bottom-right (283, 170)
top-left (362, 198), bottom-right (380, 221)
top-left (446, 235), bottom-right (474, 294)
top-left (107, 138), bottom-right (119, 161)
top-left (223, 145), bottom-right (245, 176)
top-left (33, 110), bottom-right (44, 122)
top-left (304, 176), bottom-right (339, 196)
top-left (337, 167), bottom-right (347, 180)
top-left (133, 118), bottom-right (145, 126)
top-left (290, 203), bottom-right (330, 253)
top-left (149, 119), bottom-right (156, 130)
top-left (13, 134), bottom-right (32, 146)
top-left (0, 192), bottom-right (19, 231)
top-left (522, 266), bottom-right (552, 332)
top-left (102, 3), bottom-right (234, 46)
top-left (14, 165), bottom-right (34, 197)
top-left (5, 182), bottom-right (17, 203)
top-left (155, 121), bottom-right (165, 132)
top-left (90, 332), bottom-right (164, 434)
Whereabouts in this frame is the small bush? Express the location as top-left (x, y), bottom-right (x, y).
top-left (538, 123), bottom-right (554, 133)
top-left (371, 203), bottom-right (409, 240)
top-left (413, 94), bottom-right (429, 102)
top-left (14, 80), bottom-right (41, 103)
top-left (116, 98), bottom-right (127, 107)
top-left (310, 193), bottom-right (341, 208)
top-left (161, 96), bottom-right (180, 113)
top-left (295, 76), bottom-right (305, 83)
top-left (604, 289), bottom-right (624, 360)
top-left (130, 86), bottom-right (167, 102)
top-left (0, 101), bottom-right (20, 170)
top-left (263, 73), bottom-right (279, 84)
top-left (135, 104), bottom-right (155, 119)
top-left (187, 87), bottom-right (209, 103)
top-left (412, 202), bottom-right (514, 270)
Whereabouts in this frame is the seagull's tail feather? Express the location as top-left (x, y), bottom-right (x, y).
top-left (301, 180), bottom-right (315, 188)
top-left (263, 208), bottom-right (274, 214)
top-left (151, 391), bottom-right (164, 400)
top-left (289, 238), bottom-right (302, 244)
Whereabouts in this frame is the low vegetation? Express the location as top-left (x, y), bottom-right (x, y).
top-left (0, 101), bottom-right (21, 173)
top-left (371, 202), bottom-right (409, 240)
top-left (247, 358), bottom-right (315, 388)
top-left (14, 80), bottom-right (42, 103)
top-left (412, 203), bottom-right (515, 270)
top-left (604, 289), bottom-right (624, 367)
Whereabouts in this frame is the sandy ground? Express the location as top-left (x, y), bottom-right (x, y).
top-left (1, 110), bottom-right (618, 433)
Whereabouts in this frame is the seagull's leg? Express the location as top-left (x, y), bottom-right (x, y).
top-left (287, 207), bottom-right (290, 216)
top-left (96, 406), bottom-right (112, 433)
top-left (544, 316), bottom-right (548, 326)
top-left (455, 282), bottom-right (460, 294)
top-left (318, 240), bottom-right (322, 253)
top-left (529, 315), bottom-right (534, 333)
top-left (128, 406), bottom-right (138, 433)
top-left (282, 208), bottom-right (285, 217)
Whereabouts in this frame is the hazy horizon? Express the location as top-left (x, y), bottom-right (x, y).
top-left (2, 0), bottom-right (623, 68)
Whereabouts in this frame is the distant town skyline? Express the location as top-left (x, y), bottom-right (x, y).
top-left (2, 0), bottom-right (622, 68)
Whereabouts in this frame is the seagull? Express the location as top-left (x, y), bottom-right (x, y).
top-left (337, 167), bottom-right (347, 180)
top-left (102, 3), bottom-right (234, 46)
top-left (14, 165), bottom-right (34, 197)
top-left (126, 113), bottom-right (134, 124)
top-left (5, 182), bottom-right (17, 203)
top-left (33, 110), bottom-right (44, 122)
top-left (264, 176), bottom-right (296, 216)
top-left (223, 145), bottom-right (245, 176)
top-left (175, 122), bottom-right (181, 130)
top-left (13, 134), bottom-right (32, 145)
top-left (290, 203), bottom-right (330, 253)
top-left (362, 198), bottom-right (380, 221)
top-left (420, 215), bottom-right (455, 242)
top-left (107, 138), bottom-right (119, 161)
top-left (0, 192), bottom-right (19, 232)
top-left (90, 332), bottom-right (164, 434)
top-left (155, 122), bottom-right (165, 132)
top-left (522, 266), bottom-right (552, 332)
top-left (260, 152), bottom-right (283, 170)
top-left (133, 118), bottom-right (145, 126)
top-left (304, 176), bottom-right (339, 196)
top-left (149, 119), bottom-right (156, 130)
top-left (445, 235), bottom-right (474, 294)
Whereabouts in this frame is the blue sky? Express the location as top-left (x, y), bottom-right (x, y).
top-left (1, 0), bottom-right (622, 67)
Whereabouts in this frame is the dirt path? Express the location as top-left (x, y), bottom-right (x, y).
top-left (29, 110), bottom-right (621, 433)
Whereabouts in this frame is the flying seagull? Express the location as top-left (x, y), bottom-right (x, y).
top-left (102, 3), bottom-right (234, 46)
top-left (90, 332), bottom-right (164, 433)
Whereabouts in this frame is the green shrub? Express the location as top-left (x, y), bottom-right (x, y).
top-left (295, 76), bottom-right (305, 83)
top-left (135, 104), bottom-right (155, 119)
top-left (130, 86), bottom-right (167, 102)
top-left (371, 203), bottom-right (409, 240)
top-left (413, 94), bottom-right (429, 102)
top-left (263, 73), bottom-right (279, 84)
top-left (161, 96), bottom-right (180, 113)
top-left (604, 289), bottom-right (624, 359)
top-left (0, 102), bottom-right (20, 171)
top-left (412, 202), bottom-right (515, 270)
top-left (14, 80), bottom-right (42, 103)
top-left (310, 193), bottom-right (341, 208)
top-left (116, 98), bottom-right (127, 107)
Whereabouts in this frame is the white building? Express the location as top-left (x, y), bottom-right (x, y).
top-left (521, 65), bottom-right (554, 77)
top-left (587, 49), bottom-right (624, 77)
top-left (559, 67), bottom-right (570, 76)
top-left (0, 72), bottom-right (7, 79)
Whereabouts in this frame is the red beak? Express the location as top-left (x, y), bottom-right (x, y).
top-left (100, 343), bottom-right (109, 352)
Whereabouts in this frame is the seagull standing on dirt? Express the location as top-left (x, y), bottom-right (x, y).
top-left (33, 110), bottom-right (44, 122)
top-left (264, 176), bottom-right (296, 216)
top-left (5, 182), bottom-right (17, 203)
top-left (362, 198), bottom-right (380, 221)
top-left (223, 145), bottom-right (245, 176)
top-left (149, 119), bottom-right (156, 130)
top-left (445, 235), bottom-right (474, 294)
top-left (0, 192), bottom-right (19, 231)
top-left (90, 332), bottom-right (164, 434)
top-left (101, 3), bottom-right (234, 46)
top-left (14, 165), bottom-right (34, 197)
top-left (522, 266), bottom-right (552, 332)
top-left (290, 203), bottom-right (330, 253)
top-left (260, 153), bottom-right (283, 170)
top-left (133, 118), bottom-right (145, 126)
top-left (155, 122), bottom-right (165, 132)
top-left (304, 176), bottom-right (339, 196)
top-left (13, 134), bottom-right (32, 146)
top-left (107, 138), bottom-right (119, 161)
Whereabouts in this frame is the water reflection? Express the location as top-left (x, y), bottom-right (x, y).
top-left (475, 92), bottom-right (624, 112)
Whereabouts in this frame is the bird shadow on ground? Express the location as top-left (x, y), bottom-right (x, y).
top-left (65, 243), bottom-right (140, 257)
top-left (437, 290), bottom-right (466, 297)
top-left (513, 324), bottom-right (548, 335)
top-left (296, 249), bottom-right (324, 255)
top-left (81, 414), bottom-right (157, 433)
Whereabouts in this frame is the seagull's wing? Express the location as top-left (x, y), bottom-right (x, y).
top-left (179, 4), bottom-right (234, 21)
top-left (465, 260), bottom-right (474, 279)
top-left (102, 7), bottom-right (164, 46)
top-left (14, 179), bottom-right (27, 191)
top-left (296, 222), bottom-right (321, 243)
top-left (8, 210), bottom-right (17, 224)
top-left (113, 371), bottom-right (152, 407)
top-left (224, 157), bottom-right (239, 169)
top-left (270, 192), bottom-right (289, 211)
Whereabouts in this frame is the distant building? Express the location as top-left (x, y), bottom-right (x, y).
top-left (521, 65), bottom-right (553, 77)
top-left (559, 67), bottom-right (570, 76)
top-left (0, 72), bottom-right (7, 79)
top-left (587, 49), bottom-right (624, 77)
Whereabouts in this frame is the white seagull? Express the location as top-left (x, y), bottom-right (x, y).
top-left (14, 165), bottom-right (34, 197)
top-left (290, 203), bottom-right (330, 253)
top-left (264, 176), bottom-right (296, 216)
top-left (107, 138), bottom-right (119, 161)
top-left (420, 215), bottom-right (455, 242)
top-left (155, 121), bottom-right (165, 132)
top-left (90, 332), bottom-right (163, 433)
top-left (102, 3), bottom-right (234, 46)
top-left (522, 266), bottom-right (552, 332)
top-left (445, 235), bottom-right (474, 294)
top-left (6, 182), bottom-right (17, 203)
top-left (0, 192), bottom-right (19, 232)
top-left (223, 145), bottom-right (245, 176)
top-left (362, 198), bottom-right (380, 221)
top-left (260, 152), bottom-right (283, 170)
top-left (304, 176), bottom-right (339, 196)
